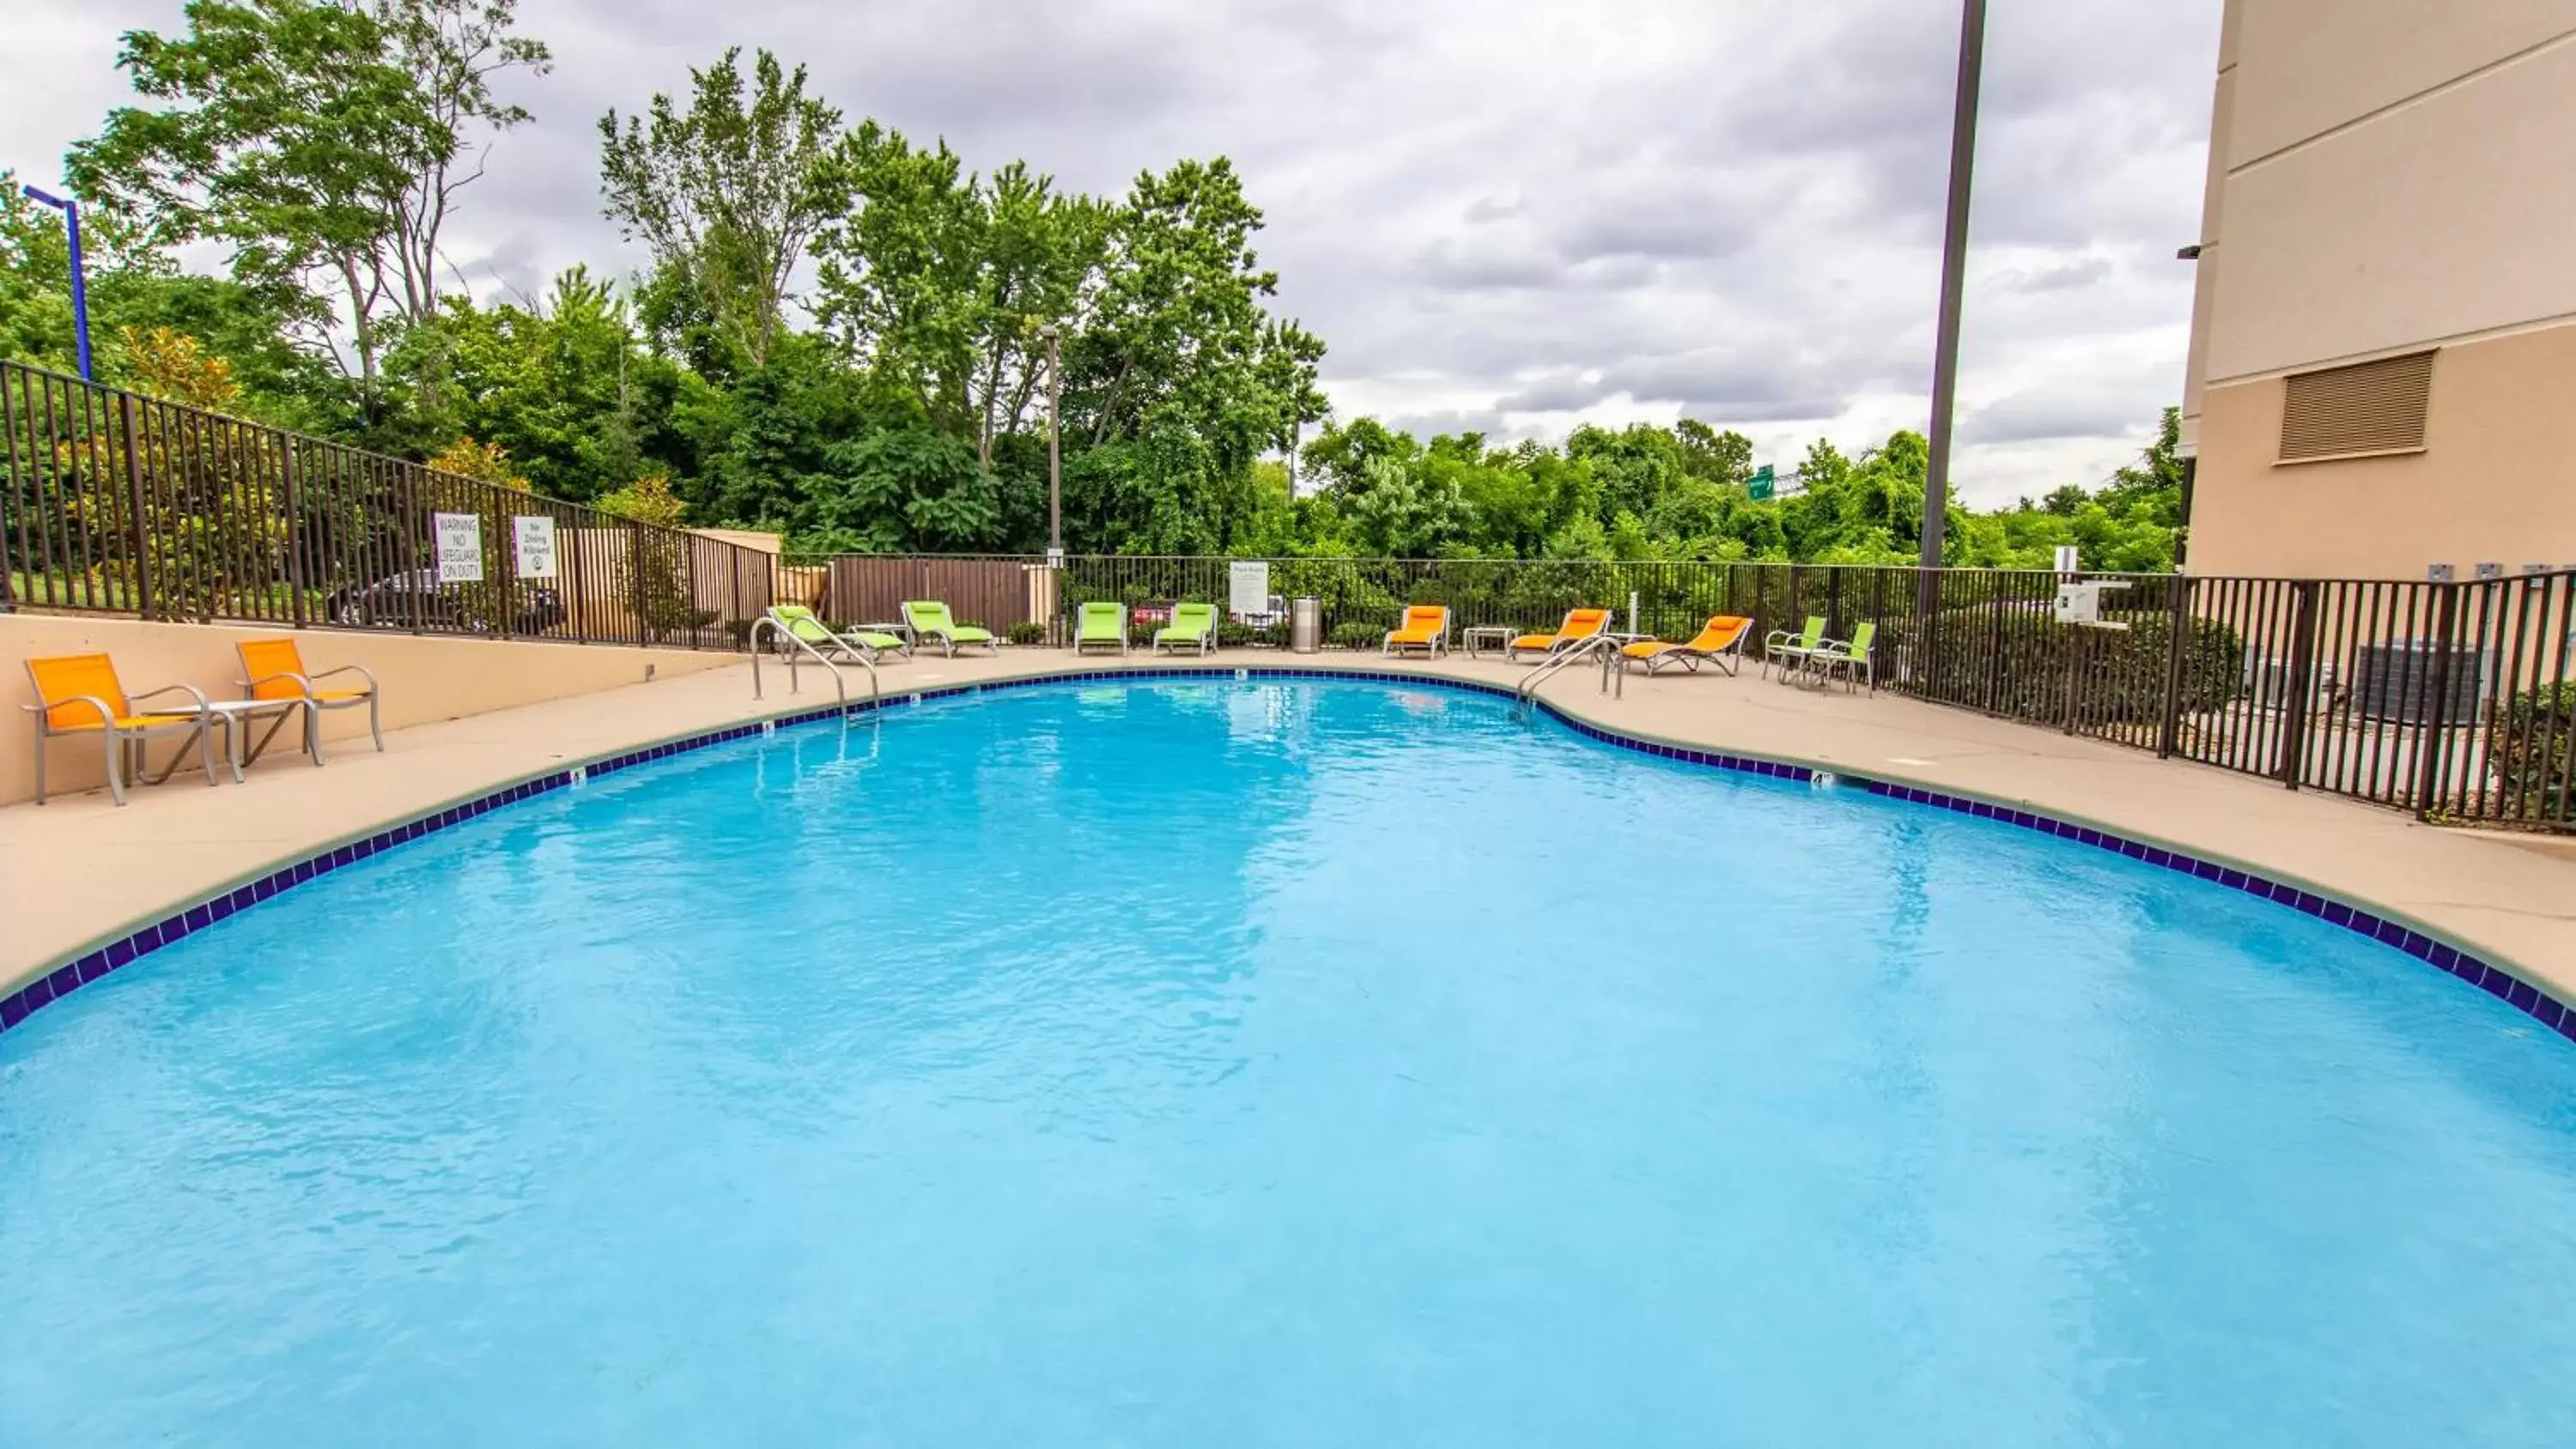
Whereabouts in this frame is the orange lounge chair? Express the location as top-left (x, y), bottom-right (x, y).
top-left (1381, 604), bottom-right (1451, 658)
top-left (1622, 615), bottom-right (1753, 676)
top-left (239, 637), bottom-right (382, 766)
top-left (22, 653), bottom-right (221, 806)
top-left (1507, 608), bottom-right (1613, 663)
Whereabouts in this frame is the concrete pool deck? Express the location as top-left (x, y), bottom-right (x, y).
top-left (5, 646), bottom-right (2574, 1009)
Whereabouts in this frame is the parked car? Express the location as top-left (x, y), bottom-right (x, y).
top-left (325, 569), bottom-right (565, 636)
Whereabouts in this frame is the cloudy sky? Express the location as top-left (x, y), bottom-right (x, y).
top-left (7, 0), bottom-right (2221, 504)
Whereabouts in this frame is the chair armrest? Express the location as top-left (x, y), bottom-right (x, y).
top-left (129, 682), bottom-right (213, 713)
top-left (309, 663), bottom-right (380, 693)
top-left (240, 670), bottom-right (314, 697)
top-left (24, 694), bottom-right (118, 731)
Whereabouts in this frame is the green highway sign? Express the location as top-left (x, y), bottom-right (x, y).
top-left (1747, 464), bottom-right (1776, 501)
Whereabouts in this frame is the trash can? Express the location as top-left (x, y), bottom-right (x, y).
top-left (1291, 597), bottom-right (1323, 654)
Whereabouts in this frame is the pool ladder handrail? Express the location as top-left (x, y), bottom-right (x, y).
top-left (748, 617), bottom-right (881, 715)
top-left (1514, 630), bottom-right (1625, 707)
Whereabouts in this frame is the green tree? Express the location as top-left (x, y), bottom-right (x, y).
top-left (814, 130), bottom-right (1109, 469)
top-left (598, 47), bottom-right (844, 369)
top-left (389, 266), bottom-right (654, 499)
top-left (70, 0), bottom-right (549, 409)
top-left (1674, 418), bottom-right (1754, 485)
top-left (1065, 157), bottom-right (1327, 546)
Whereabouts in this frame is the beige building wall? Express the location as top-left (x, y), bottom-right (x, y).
top-left (2180, 0), bottom-right (2576, 579)
top-left (0, 616), bottom-right (741, 807)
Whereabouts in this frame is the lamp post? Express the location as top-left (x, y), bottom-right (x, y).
top-left (21, 185), bottom-right (93, 381)
top-left (1038, 322), bottom-right (1063, 566)
top-left (1919, 0), bottom-right (1986, 575)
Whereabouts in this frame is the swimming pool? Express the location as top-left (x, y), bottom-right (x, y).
top-left (3, 676), bottom-right (2573, 1444)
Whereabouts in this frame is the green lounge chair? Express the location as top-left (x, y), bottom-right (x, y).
top-left (1074, 601), bottom-right (1130, 656)
top-left (768, 605), bottom-right (907, 664)
top-left (1807, 621), bottom-right (1877, 693)
top-left (1152, 601), bottom-right (1218, 656)
top-left (901, 600), bottom-right (998, 658)
top-left (1762, 615), bottom-right (1827, 682)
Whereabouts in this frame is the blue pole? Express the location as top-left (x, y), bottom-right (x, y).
top-left (21, 185), bottom-right (94, 381)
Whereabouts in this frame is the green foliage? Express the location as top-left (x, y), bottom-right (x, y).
top-left (598, 47), bottom-right (844, 369)
top-left (1899, 603), bottom-right (2244, 724)
top-left (426, 434), bottom-right (528, 490)
top-left (53, 327), bottom-right (287, 621)
top-left (1327, 620), bottom-right (1382, 650)
top-left (597, 472), bottom-right (689, 528)
top-left (1005, 621), bottom-right (1048, 646)
top-left (814, 127), bottom-right (1109, 469)
top-left (811, 428), bottom-right (1001, 554)
top-left (30, 21), bottom-right (2190, 575)
top-left (384, 267), bottom-right (653, 499)
top-left (596, 473), bottom-right (707, 640)
top-left (1216, 619), bottom-right (1285, 648)
top-left (2492, 683), bottom-right (2576, 820)
top-left (70, 0), bottom-right (549, 407)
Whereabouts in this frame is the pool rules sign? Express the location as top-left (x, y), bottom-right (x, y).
top-left (1229, 560), bottom-right (1270, 618)
top-left (432, 512), bottom-right (483, 583)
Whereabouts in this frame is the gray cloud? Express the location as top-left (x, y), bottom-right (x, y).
top-left (1997, 255), bottom-right (2117, 294)
top-left (1499, 347), bottom-right (1863, 426)
top-left (1380, 408), bottom-right (1513, 443)
top-left (6, 0), bottom-right (2223, 504)
top-left (1963, 386), bottom-right (2151, 446)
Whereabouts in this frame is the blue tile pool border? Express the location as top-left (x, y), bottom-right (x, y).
top-left (5, 663), bottom-right (2569, 1048)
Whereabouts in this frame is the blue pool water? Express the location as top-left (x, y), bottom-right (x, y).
top-left (4, 678), bottom-right (2575, 1445)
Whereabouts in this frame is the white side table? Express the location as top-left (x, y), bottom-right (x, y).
top-left (198, 699), bottom-right (313, 782)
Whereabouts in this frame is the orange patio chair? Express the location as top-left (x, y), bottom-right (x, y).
top-left (1622, 615), bottom-right (1753, 676)
top-left (1507, 608), bottom-right (1613, 663)
top-left (239, 637), bottom-right (382, 766)
top-left (1381, 604), bottom-right (1451, 658)
top-left (22, 653), bottom-right (221, 806)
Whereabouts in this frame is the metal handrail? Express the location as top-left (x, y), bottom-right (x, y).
top-left (748, 617), bottom-right (880, 714)
top-left (1515, 631), bottom-right (1624, 706)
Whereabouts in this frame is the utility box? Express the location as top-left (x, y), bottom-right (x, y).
top-left (2053, 579), bottom-right (2130, 627)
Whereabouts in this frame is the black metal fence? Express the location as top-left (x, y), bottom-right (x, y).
top-left (7, 355), bottom-right (2566, 832)
top-left (1, 359), bottom-right (776, 650)
top-left (773, 550), bottom-right (2575, 833)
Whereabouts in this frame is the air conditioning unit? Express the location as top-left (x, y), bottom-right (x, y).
top-left (2352, 641), bottom-right (2488, 724)
top-left (2242, 655), bottom-right (2336, 710)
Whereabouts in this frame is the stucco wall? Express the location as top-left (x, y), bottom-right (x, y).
top-left (2207, 30), bottom-right (2576, 383)
top-left (0, 615), bottom-right (742, 806)
top-left (2189, 323), bottom-right (2576, 579)
top-left (2228, 0), bottom-right (2576, 164)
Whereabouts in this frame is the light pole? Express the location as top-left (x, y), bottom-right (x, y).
top-left (1038, 322), bottom-right (1063, 566)
top-left (21, 185), bottom-right (93, 381)
top-left (1920, 0), bottom-right (1986, 574)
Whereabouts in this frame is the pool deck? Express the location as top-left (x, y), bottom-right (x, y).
top-left (5, 646), bottom-right (2574, 1009)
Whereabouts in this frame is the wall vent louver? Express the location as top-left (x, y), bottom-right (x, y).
top-left (2279, 350), bottom-right (2433, 462)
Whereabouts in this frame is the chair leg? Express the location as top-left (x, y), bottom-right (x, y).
top-left (33, 735), bottom-right (46, 806)
top-left (308, 702), bottom-right (330, 766)
top-left (104, 732), bottom-right (128, 807)
top-left (368, 691), bottom-right (384, 751)
top-left (203, 720), bottom-right (230, 786)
